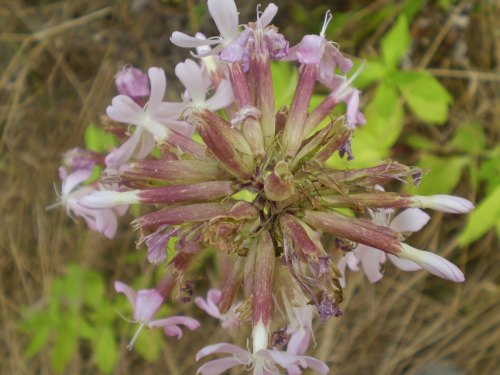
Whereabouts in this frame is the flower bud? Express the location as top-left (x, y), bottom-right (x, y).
top-left (411, 195), bottom-right (474, 213)
top-left (194, 109), bottom-right (255, 180)
top-left (115, 65), bottom-right (150, 99)
top-left (264, 161), bottom-right (295, 202)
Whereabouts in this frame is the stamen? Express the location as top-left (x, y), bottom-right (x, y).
top-left (320, 10), bottom-right (333, 37)
top-left (127, 322), bottom-right (145, 350)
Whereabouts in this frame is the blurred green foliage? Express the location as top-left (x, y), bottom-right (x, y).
top-left (19, 265), bottom-right (170, 373)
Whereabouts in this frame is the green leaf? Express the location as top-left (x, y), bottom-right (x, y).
top-left (478, 153), bottom-right (500, 194)
top-left (24, 324), bottom-right (51, 357)
top-left (450, 121), bottom-right (486, 154)
top-left (409, 155), bottom-right (468, 195)
top-left (50, 316), bottom-right (78, 373)
top-left (353, 60), bottom-right (387, 89)
top-left (84, 123), bottom-right (118, 153)
top-left (271, 61), bottom-right (299, 109)
top-left (395, 71), bottom-right (453, 124)
top-left (134, 328), bottom-right (164, 362)
top-left (402, 0), bottom-right (425, 21)
top-left (459, 185), bottom-right (500, 245)
top-left (83, 270), bottom-right (105, 309)
top-left (405, 134), bottom-right (435, 150)
top-left (363, 82), bottom-right (405, 148)
top-left (381, 15), bottom-right (410, 69)
top-left (93, 327), bottom-right (117, 373)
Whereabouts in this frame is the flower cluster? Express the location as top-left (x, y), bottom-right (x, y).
top-left (54, 1), bottom-right (473, 373)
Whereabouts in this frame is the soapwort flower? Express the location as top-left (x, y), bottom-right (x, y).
top-left (54, 0), bottom-right (474, 372)
top-left (115, 281), bottom-right (200, 349)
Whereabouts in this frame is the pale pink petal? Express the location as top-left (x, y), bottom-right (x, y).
top-left (115, 65), bottom-right (150, 98)
top-left (204, 79), bottom-right (234, 110)
top-left (390, 208), bottom-right (431, 233)
top-left (207, 0), bottom-right (239, 41)
top-left (387, 254), bottom-right (422, 271)
top-left (296, 35), bottom-right (324, 64)
top-left (146, 67), bottom-right (167, 113)
top-left (149, 316), bottom-right (200, 331)
top-left (106, 95), bottom-right (144, 124)
top-left (399, 244), bottom-right (465, 282)
top-left (219, 28), bottom-right (251, 62)
top-left (196, 343), bottom-right (252, 362)
top-left (357, 245), bottom-right (386, 283)
top-left (171, 31), bottom-right (220, 48)
top-left (259, 3), bottom-right (278, 27)
top-left (345, 90), bottom-right (361, 129)
top-left (105, 127), bottom-right (143, 169)
top-left (61, 169), bottom-right (92, 196)
top-left (164, 325), bottom-right (183, 338)
top-left (196, 357), bottom-right (243, 375)
top-left (155, 101), bottom-right (187, 120)
top-left (136, 131), bottom-right (156, 159)
top-left (287, 329), bottom-right (310, 356)
top-left (175, 59), bottom-right (207, 104)
top-left (301, 356), bottom-right (330, 375)
top-left (114, 281), bottom-right (137, 306)
top-left (94, 207), bottom-right (119, 239)
top-left (134, 289), bottom-right (164, 322)
top-left (323, 43), bottom-right (353, 73)
top-left (195, 289), bottom-right (222, 319)
top-left (262, 349), bottom-right (307, 369)
top-left (413, 195), bottom-right (474, 213)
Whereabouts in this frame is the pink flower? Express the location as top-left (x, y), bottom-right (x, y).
top-left (338, 207), bottom-right (431, 285)
top-left (114, 65), bottom-right (150, 99)
top-left (115, 281), bottom-right (200, 349)
top-left (175, 59), bottom-right (234, 113)
top-left (170, 0), bottom-right (279, 63)
top-left (195, 289), bottom-right (240, 330)
top-left (284, 11), bottom-right (353, 86)
top-left (105, 67), bottom-right (193, 168)
top-left (196, 343), bottom-right (329, 375)
top-left (57, 167), bottom-right (122, 239)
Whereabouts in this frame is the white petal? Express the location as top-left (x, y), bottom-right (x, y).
top-left (196, 343), bottom-right (251, 362)
top-left (413, 195), bottom-right (474, 213)
top-left (106, 95), bottom-right (144, 124)
top-left (171, 31), bottom-right (220, 48)
top-left (147, 67), bottom-right (167, 113)
top-left (196, 357), bottom-right (242, 375)
top-left (399, 244), bottom-right (465, 282)
top-left (79, 190), bottom-right (140, 209)
top-left (105, 127), bottom-right (143, 169)
top-left (259, 3), bottom-right (278, 27)
top-left (204, 79), bottom-right (234, 110)
top-left (390, 208), bottom-right (431, 233)
top-left (62, 169), bottom-right (92, 196)
top-left (175, 59), bottom-right (206, 104)
top-left (301, 355), bottom-right (330, 375)
top-left (357, 245), bottom-right (386, 283)
top-left (208, 0), bottom-right (239, 41)
top-left (387, 254), bottom-right (422, 271)
top-left (115, 281), bottom-right (137, 306)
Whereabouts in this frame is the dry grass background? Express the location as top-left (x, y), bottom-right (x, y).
top-left (1, 0), bottom-right (498, 374)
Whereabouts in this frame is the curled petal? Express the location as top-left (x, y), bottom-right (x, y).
top-left (399, 244), bottom-right (465, 282)
top-left (133, 289), bottom-right (164, 322)
top-left (196, 357), bottom-right (244, 375)
top-left (146, 67), bottom-right (167, 113)
top-left (196, 343), bottom-right (252, 362)
top-left (207, 0), bottom-right (239, 41)
top-left (171, 31), bottom-right (221, 48)
top-left (106, 95), bottom-right (144, 124)
top-left (387, 254), bottom-right (422, 271)
top-left (390, 208), bottom-right (431, 233)
top-left (114, 281), bottom-right (137, 306)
